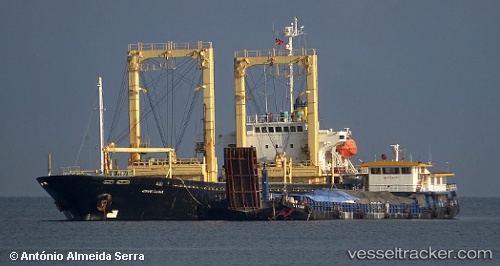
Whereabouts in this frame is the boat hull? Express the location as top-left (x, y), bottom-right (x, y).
top-left (216, 202), bottom-right (460, 221)
top-left (37, 175), bottom-right (225, 220)
top-left (36, 175), bottom-right (332, 221)
top-left (307, 204), bottom-right (460, 220)
top-left (209, 190), bottom-right (460, 221)
top-left (37, 175), bottom-right (459, 221)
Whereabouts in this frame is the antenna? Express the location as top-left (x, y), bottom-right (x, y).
top-left (97, 75), bottom-right (105, 173)
top-left (428, 145), bottom-right (432, 165)
top-left (281, 17), bottom-right (305, 114)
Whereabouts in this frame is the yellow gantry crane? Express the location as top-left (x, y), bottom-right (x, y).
top-left (104, 41), bottom-right (217, 182)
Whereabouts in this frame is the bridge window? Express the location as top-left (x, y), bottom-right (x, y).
top-left (371, 168), bottom-right (381, 174)
top-left (401, 167), bottom-right (411, 174)
top-left (268, 127), bottom-right (274, 133)
top-left (297, 126), bottom-right (303, 132)
top-left (383, 167), bottom-right (400, 174)
top-left (283, 126), bottom-right (289, 132)
top-left (255, 127), bottom-right (260, 133)
top-left (290, 126), bottom-right (296, 132)
top-left (262, 127), bottom-right (267, 133)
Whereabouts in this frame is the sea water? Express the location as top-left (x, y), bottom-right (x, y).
top-left (0, 197), bottom-right (498, 265)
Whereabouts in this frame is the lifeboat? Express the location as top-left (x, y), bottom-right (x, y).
top-left (336, 138), bottom-right (358, 158)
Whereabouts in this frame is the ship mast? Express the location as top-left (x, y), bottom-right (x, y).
top-left (391, 144), bottom-right (401, 161)
top-left (97, 75), bottom-right (105, 173)
top-left (283, 17), bottom-right (305, 114)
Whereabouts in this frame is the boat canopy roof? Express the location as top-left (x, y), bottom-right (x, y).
top-left (292, 189), bottom-right (359, 203)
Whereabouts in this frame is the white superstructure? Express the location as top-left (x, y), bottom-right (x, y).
top-left (219, 18), bottom-right (358, 184)
top-left (360, 144), bottom-right (456, 193)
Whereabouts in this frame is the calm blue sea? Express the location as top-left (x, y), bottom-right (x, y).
top-left (0, 197), bottom-right (498, 266)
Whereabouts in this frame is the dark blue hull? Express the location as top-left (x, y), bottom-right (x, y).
top-left (37, 175), bottom-right (459, 221)
top-left (37, 175), bottom-right (225, 220)
top-left (36, 175), bottom-right (333, 220)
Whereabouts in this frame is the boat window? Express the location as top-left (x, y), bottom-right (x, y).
top-left (283, 126), bottom-right (289, 132)
top-left (255, 127), bottom-right (260, 133)
top-left (275, 127), bottom-right (282, 132)
top-left (401, 167), bottom-right (411, 174)
top-left (265, 145), bottom-right (269, 149)
top-left (383, 167), bottom-right (400, 174)
top-left (228, 144), bottom-right (236, 147)
top-left (297, 126), bottom-right (303, 132)
top-left (268, 127), bottom-right (274, 133)
top-left (290, 144), bottom-right (294, 148)
top-left (275, 145), bottom-right (279, 148)
top-left (262, 127), bottom-right (268, 133)
top-left (370, 168), bottom-right (381, 174)
top-left (290, 126), bottom-right (296, 132)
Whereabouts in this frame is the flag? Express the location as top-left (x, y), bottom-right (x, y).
top-left (275, 38), bottom-right (284, 46)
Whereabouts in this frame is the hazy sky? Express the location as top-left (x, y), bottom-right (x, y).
top-left (1, 0), bottom-right (499, 197)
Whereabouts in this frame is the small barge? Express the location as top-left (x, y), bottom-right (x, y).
top-left (215, 145), bottom-right (459, 220)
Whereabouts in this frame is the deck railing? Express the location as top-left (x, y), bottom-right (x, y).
top-left (258, 160), bottom-right (313, 167)
top-left (130, 158), bottom-right (201, 166)
top-left (60, 166), bottom-right (130, 176)
top-left (60, 166), bottom-right (97, 175)
top-left (446, 183), bottom-right (458, 192)
top-left (246, 114), bottom-right (296, 124)
top-left (368, 184), bottom-right (418, 192)
top-left (234, 48), bottom-right (316, 58)
top-left (128, 41), bottom-right (212, 51)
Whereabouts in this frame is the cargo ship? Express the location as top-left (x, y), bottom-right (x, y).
top-left (36, 18), bottom-right (458, 220)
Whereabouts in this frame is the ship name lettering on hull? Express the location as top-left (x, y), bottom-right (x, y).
top-left (141, 189), bottom-right (164, 194)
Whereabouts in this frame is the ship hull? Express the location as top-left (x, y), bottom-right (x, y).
top-left (37, 175), bottom-right (226, 220)
top-left (209, 190), bottom-right (460, 221)
top-left (214, 200), bottom-right (460, 221)
top-left (37, 175), bottom-right (459, 221)
top-left (307, 204), bottom-right (460, 220)
top-left (36, 175), bottom-right (333, 221)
